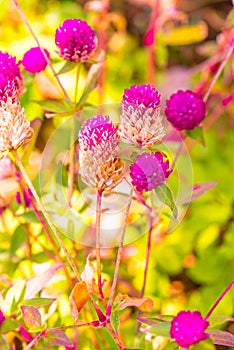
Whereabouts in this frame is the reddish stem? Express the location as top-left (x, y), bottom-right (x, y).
top-left (205, 280), bottom-right (234, 320)
top-left (203, 37), bottom-right (234, 102)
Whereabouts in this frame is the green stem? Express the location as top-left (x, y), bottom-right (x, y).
top-left (12, 0), bottom-right (71, 101)
top-left (96, 189), bottom-right (104, 299)
top-left (106, 198), bottom-right (132, 319)
top-left (11, 150), bottom-right (81, 282)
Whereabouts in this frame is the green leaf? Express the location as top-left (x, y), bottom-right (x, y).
top-left (147, 322), bottom-right (171, 337)
top-left (56, 61), bottom-right (78, 75)
top-left (18, 211), bottom-right (40, 223)
top-left (110, 310), bottom-right (120, 334)
top-left (208, 315), bottom-right (234, 328)
top-left (186, 126), bottom-right (206, 146)
top-left (21, 298), bottom-right (56, 307)
top-left (10, 226), bottom-right (27, 256)
top-left (0, 319), bottom-right (19, 333)
top-left (77, 87), bottom-right (95, 108)
top-left (29, 252), bottom-right (54, 263)
top-left (32, 99), bottom-right (68, 113)
top-left (155, 184), bottom-right (178, 219)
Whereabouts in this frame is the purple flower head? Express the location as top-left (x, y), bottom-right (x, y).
top-left (170, 310), bottom-right (209, 348)
top-left (79, 115), bottom-right (119, 152)
top-left (130, 152), bottom-right (172, 192)
top-left (122, 84), bottom-right (161, 110)
top-left (55, 19), bottom-right (97, 62)
top-left (22, 47), bottom-right (50, 73)
top-left (165, 90), bottom-right (206, 130)
top-left (0, 51), bottom-right (23, 102)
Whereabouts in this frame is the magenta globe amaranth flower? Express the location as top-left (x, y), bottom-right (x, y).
top-left (55, 19), bottom-right (97, 62)
top-left (170, 311), bottom-right (209, 348)
top-left (0, 51), bottom-right (23, 101)
top-left (120, 84), bottom-right (165, 147)
top-left (79, 115), bottom-right (123, 191)
top-left (22, 47), bottom-right (50, 73)
top-left (130, 152), bottom-right (171, 192)
top-left (165, 90), bottom-right (206, 130)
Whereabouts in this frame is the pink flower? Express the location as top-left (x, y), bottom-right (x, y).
top-left (165, 90), bottom-right (206, 130)
top-left (55, 19), bottom-right (97, 62)
top-left (0, 51), bottom-right (23, 102)
top-left (79, 115), bottom-right (123, 190)
top-left (22, 47), bottom-right (50, 73)
top-left (170, 311), bottom-right (209, 348)
top-left (130, 152), bottom-right (172, 192)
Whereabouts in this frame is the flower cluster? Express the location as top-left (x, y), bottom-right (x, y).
top-left (0, 96), bottom-right (34, 159)
top-left (170, 310), bottom-right (209, 348)
top-left (22, 47), bottom-right (50, 73)
top-left (165, 90), bottom-right (206, 130)
top-left (0, 51), bottom-right (23, 102)
top-left (55, 19), bottom-right (97, 62)
top-left (79, 115), bottom-right (123, 191)
top-left (130, 152), bottom-right (172, 192)
top-left (120, 84), bottom-right (165, 147)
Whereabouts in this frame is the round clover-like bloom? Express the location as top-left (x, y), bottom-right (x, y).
top-left (120, 84), bottom-right (165, 148)
top-left (79, 115), bottom-right (123, 191)
top-left (165, 90), bottom-right (206, 130)
top-left (55, 19), bottom-right (97, 62)
top-left (130, 152), bottom-right (171, 192)
top-left (170, 311), bottom-right (209, 349)
top-left (0, 96), bottom-right (34, 159)
top-left (22, 47), bottom-right (50, 73)
top-left (0, 51), bottom-right (23, 102)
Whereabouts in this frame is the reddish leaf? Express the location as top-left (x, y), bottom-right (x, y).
top-left (209, 330), bottom-right (234, 347)
top-left (21, 305), bottom-right (42, 329)
top-left (179, 182), bottom-right (217, 205)
top-left (46, 329), bottom-right (73, 347)
top-left (69, 281), bottom-right (89, 321)
top-left (114, 294), bottom-right (154, 311)
top-left (25, 263), bottom-right (64, 299)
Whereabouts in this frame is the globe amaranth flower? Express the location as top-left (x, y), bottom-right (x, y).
top-left (120, 84), bottom-right (165, 148)
top-left (0, 51), bottom-right (23, 102)
top-left (22, 47), bottom-right (50, 73)
top-left (130, 152), bottom-right (172, 192)
top-left (79, 115), bottom-right (123, 191)
top-left (170, 311), bottom-right (209, 349)
top-left (0, 96), bottom-right (34, 159)
top-left (165, 90), bottom-right (206, 130)
top-left (55, 19), bottom-right (97, 62)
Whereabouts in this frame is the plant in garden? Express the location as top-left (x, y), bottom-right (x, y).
top-left (0, 0), bottom-right (234, 349)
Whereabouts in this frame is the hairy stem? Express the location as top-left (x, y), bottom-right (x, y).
top-left (11, 150), bottom-right (81, 282)
top-left (106, 199), bottom-right (132, 319)
top-left (205, 280), bottom-right (234, 320)
top-left (203, 37), bottom-right (234, 102)
top-left (96, 189), bottom-right (104, 298)
top-left (68, 63), bottom-right (81, 206)
top-left (13, 0), bottom-right (70, 101)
